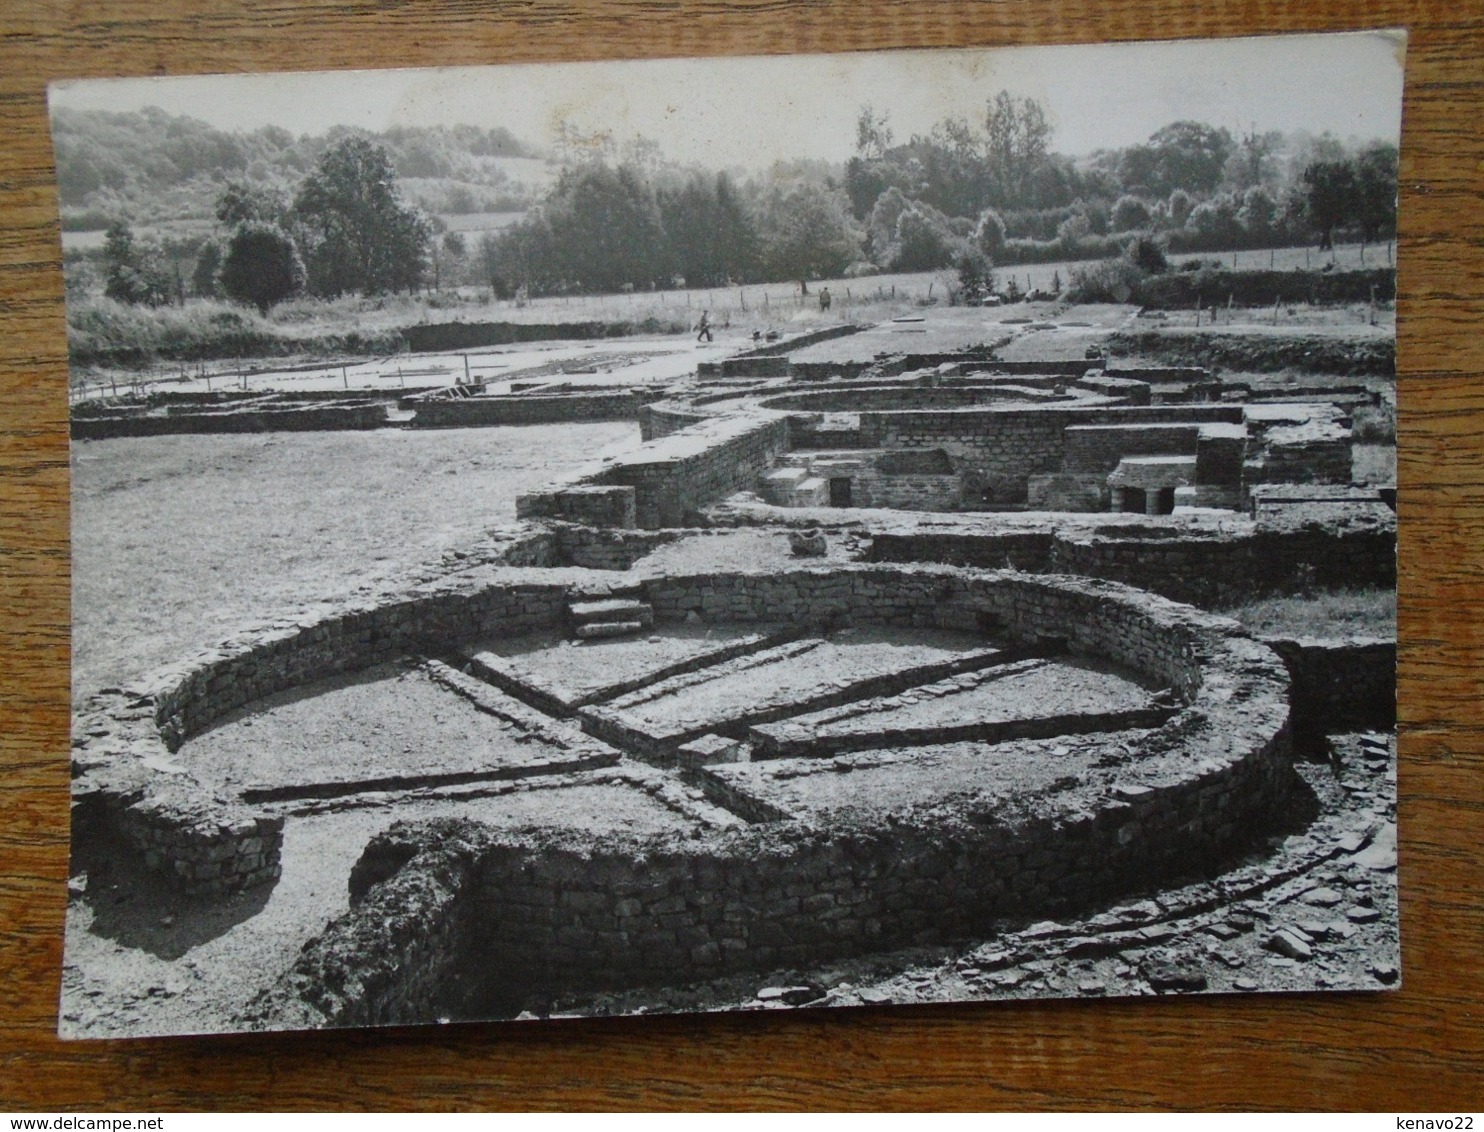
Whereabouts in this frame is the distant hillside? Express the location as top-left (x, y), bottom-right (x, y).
top-left (50, 107), bottom-right (545, 228)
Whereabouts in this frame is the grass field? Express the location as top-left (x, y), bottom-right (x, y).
top-left (68, 241), bottom-right (1392, 375)
top-left (1220, 587), bottom-right (1396, 638)
top-left (70, 422), bottom-right (641, 704)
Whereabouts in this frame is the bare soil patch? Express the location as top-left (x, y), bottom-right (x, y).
top-left (477, 625), bottom-right (772, 700)
top-left (179, 663), bottom-right (573, 796)
top-left (62, 777), bottom-right (699, 1038)
top-left (709, 730), bottom-right (1137, 824)
top-left (70, 421), bottom-right (640, 703)
top-left (610, 628), bottom-right (984, 731)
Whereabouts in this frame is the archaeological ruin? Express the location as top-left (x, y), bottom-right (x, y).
top-left (66, 313), bottom-right (1399, 1033)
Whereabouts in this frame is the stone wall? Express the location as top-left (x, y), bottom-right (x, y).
top-left (587, 413), bottom-right (793, 528)
top-left (267, 567), bottom-right (1293, 1025)
top-left (639, 402), bottom-right (712, 442)
top-left (71, 568), bottom-right (578, 895)
top-left (849, 471), bottom-right (962, 511)
top-left (867, 517), bottom-right (1396, 608)
top-left (549, 522), bottom-right (686, 571)
top-left (761, 386), bottom-right (1067, 414)
top-left (71, 402), bottom-right (388, 439)
top-left (1263, 636), bottom-right (1396, 738)
top-left (1063, 423), bottom-right (1202, 475)
top-left (1049, 524), bottom-right (1395, 606)
top-left (411, 391), bottom-right (646, 428)
top-left (860, 404), bottom-right (1245, 504)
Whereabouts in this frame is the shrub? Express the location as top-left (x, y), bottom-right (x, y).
top-left (1065, 258), bottom-right (1148, 303)
top-left (1111, 195), bottom-right (1152, 232)
top-left (973, 209), bottom-right (1007, 258)
top-left (219, 222), bottom-right (306, 314)
top-left (954, 249), bottom-right (994, 304)
top-left (1125, 234), bottom-right (1169, 274)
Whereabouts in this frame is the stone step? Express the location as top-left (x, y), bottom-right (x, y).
top-left (569, 597), bottom-right (654, 627)
top-left (575, 620), bottom-right (647, 640)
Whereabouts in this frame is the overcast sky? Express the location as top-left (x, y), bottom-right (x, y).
top-left (50, 30), bottom-right (1405, 168)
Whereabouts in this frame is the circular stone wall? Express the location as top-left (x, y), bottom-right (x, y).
top-left (71, 560), bottom-right (1300, 1027)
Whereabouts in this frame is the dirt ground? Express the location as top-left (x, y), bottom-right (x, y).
top-left (70, 421), bottom-right (641, 704)
top-left (178, 663), bottom-right (577, 796)
top-left (62, 776), bottom-right (702, 1038)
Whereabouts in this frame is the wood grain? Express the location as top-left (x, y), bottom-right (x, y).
top-left (1, 0), bottom-right (1479, 1110)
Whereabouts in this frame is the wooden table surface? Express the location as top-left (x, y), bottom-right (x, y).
top-left (1, 0), bottom-right (1480, 1111)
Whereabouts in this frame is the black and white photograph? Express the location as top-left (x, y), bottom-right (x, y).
top-left (55, 30), bottom-right (1402, 1039)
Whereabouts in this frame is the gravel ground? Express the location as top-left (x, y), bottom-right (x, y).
top-left (475, 625), bottom-right (773, 700)
top-left (711, 731), bottom-right (1127, 824)
top-left (61, 778), bottom-right (701, 1038)
top-left (70, 421), bottom-right (641, 704)
top-left (179, 663), bottom-right (573, 796)
top-left (609, 628), bottom-right (983, 732)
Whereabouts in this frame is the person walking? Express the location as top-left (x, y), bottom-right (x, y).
top-left (696, 309), bottom-right (713, 343)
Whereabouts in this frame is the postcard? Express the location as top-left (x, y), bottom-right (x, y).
top-left (54, 30), bottom-right (1402, 1037)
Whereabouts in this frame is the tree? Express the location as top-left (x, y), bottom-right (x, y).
top-left (1237, 186), bottom-right (1278, 243)
top-left (1186, 195), bottom-right (1242, 248)
top-left (866, 186), bottom-right (912, 264)
top-left (191, 239), bottom-right (224, 298)
top-left (1145, 121), bottom-right (1233, 195)
top-left (855, 105), bottom-right (894, 161)
top-left (102, 220), bottom-right (174, 306)
top-left (1228, 127), bottom-right (1283, 190)
top-left (1111, 195), bottom-right (1152, 232)
top-left (1125, 234), bottom-right (1169, 274)
top-left (219, 222), bottom-right (305, 314)
top-left (541, 162), bottom-right (665, 292)
top-left (892, 206), bottom-right (960, 272)
top-left (215, 180), bottom-right (289, 228)
top-left (293, 135), bottom-right (432, 296)
top-left (1301, 159), bottom-right (1357, 250)
top-left (659, 172), bottom-right (759, 288)
top-left (972, 208), bottom-right (1007, 259)
top-left (983, 91), bottom-right (1052, 209)
top-left (1353, 142), bottom-right (1398, 245)
top-left (756, 180), bottom-right (863, 282)
top-left (1167, 189), bottom-right (1195, 228)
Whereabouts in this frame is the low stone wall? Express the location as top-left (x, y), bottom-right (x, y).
top-left (1049, 523), bottom-right (1395, 606)
top-left (550, 523), bottom-right (686, 570)
top-left (402, 320), bottom-right (664, 352)
top-left (850, 471), bottom-right (962, 511)
top-left (866, 515), bottom-right (1396, 607)
top-left (760, 385), bottom-right (1071, 414)
top-left (861, 404), bottom-right (1244, 505)
top-left (639, 402), bottom-right (712, 441)
top-left (71, 402), bottom-right (388, 439)
top-left (71, 567), bottom-right (579, 895)
top-left (1262, 636), bottom-right (1396, 737)
top-left (521, 411), bottom-right (792, 529)
top-left (411, 391), bottom-right (646, 428)
top-left (266, 566), bottom-right (1293, 1025)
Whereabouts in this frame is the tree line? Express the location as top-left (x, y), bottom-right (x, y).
top-left (52, 106), bottom-right (536, 226)
top-left (77, 96), bottom-right (1398, 315)
top-left (101, 136), bottom-right (432, 313)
